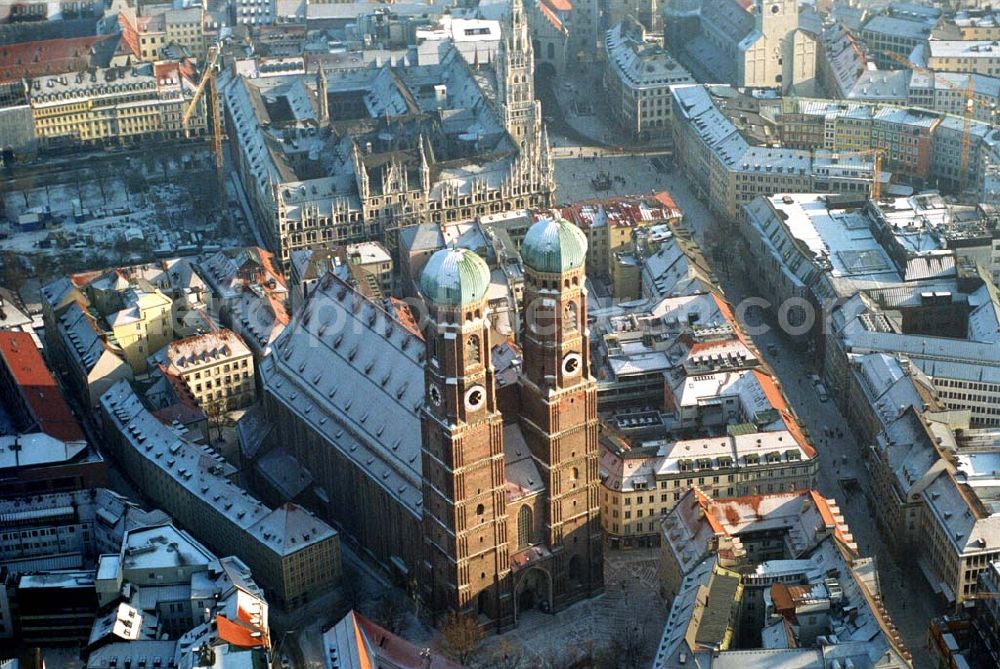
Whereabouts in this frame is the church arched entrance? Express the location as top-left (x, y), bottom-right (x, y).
top-left (514, 567), bottom-right (552, 623)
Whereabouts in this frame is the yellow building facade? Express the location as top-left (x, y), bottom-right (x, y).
top-left (29, 62), bottom-right (206, 147)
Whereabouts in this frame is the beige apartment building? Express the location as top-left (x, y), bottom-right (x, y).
top-left (600, 427), bottom-right (818, 548)
top-left (920, 466), bottom-right (1000, 605)
top-left (926, 41), bottom-right (1000, 77)
top-left (109, 288), bottom-right (174, 374)
top-left (867, 406), bottom-right (1000, 606)
top-left (119, 4), bottom-right (217, 62)
top-left (158, 329), bottom-right (256, 415)
top-left (671, 87), bottom-right (875, 222)
top-left (941, 11), bottom-right (1000, 40)
top-left (28, 61), bottom-right (206, 147)
top-left (603, 18), bottom-right (694, 144)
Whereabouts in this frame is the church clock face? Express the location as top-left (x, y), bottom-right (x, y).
top-left (770, 3), bottom-right (781, 13)
top-left (465, 385), bottom-right (486, 411)
top-left (563, 352), bottom-right (582, 377)
top-left (428, 384), bottom-right (443, 407)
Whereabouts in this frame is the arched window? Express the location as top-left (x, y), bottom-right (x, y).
top-left (467, 334), bottom-right (480, 364)
top-left (565, 302), bottom-right (578, 331)
top-left (517, 505), bottom-right (533, 548)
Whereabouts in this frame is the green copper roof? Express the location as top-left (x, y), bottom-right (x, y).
top-left (420, 247), bottom-right (491, 307)
top-left (521, 217), bottom-right (588, 274)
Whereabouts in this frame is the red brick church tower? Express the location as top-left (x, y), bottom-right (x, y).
top-left (418, 247), bottom-right (515, 625)
top-left (418, 218), bottom-right (604, 631)
top-left (517, 217), bottom-right (605, 608)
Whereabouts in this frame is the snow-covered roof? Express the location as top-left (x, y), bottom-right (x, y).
top-left (601, 426), bottom-right (812, 494)
top-left (161, 329), bottom-right (253, 373)
top-left (0, 432), bottom-right (87, 470)
top-left (604, 19), bottom-right (694, 91)
top-left (100, 381), bottom-right (336, 559)
top-left (120, 524), bottom-right (215, 573)
top-left (260, 272), bottom-right (427, 516)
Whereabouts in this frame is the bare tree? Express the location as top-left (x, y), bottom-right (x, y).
top-left (340, 566), bottom-right (366, 611)
top-left (481, 639), bottom-right (526, 669)
top-left (124, 169), bottom-right (148, 201)
top-left (438, 612), bottom-right (485, 665)
top-left (20, 173), bottom-right (34, 207)
top-left (373, 590), bottom-right (408, 635)
top-left (73, 173), bottom-right (85, 208)
top-left (0, 252), bottom-right (25, 292)
top-left (206, 408), bottom-right (227, 446)
top-left (595, 620), bottom-right (647, 669)
top-left (94, 164), bottom-right (111, 206)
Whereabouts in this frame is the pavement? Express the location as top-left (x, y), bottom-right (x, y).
top-left (551, 147), bottom-right (685, 206)
top-left (477, 548), bottom-right (665, 667)
top-left (541, 63), bottom-right (671, 150)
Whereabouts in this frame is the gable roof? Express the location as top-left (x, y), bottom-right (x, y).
top-left (0, 331), bottom-right (85, 442)
top-left (261, 272), bottom-right (426, 516)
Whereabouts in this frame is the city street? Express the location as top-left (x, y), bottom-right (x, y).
top-left (651, 161), bottom-right (940, 669)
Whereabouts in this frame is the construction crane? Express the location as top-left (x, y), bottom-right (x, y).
top-left (781, 92), bottom-right (883, 198)
top-left (856, 148), bottom-right (885, 200)
top-left (882, 50), bottom-right (978, 192)
top-left (828, 148), bottom-right (884, 200)
top-left (183, 45), bottom-right (224, 194)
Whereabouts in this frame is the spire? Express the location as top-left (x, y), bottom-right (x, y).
top-left (315, 65), bottom-right (329, 126)
top-left (419, 134), bottom-right (431, 194)
top-left (351, 141), bottom-right (369, 198)
top-left (510, 0), bottom-right (525, 29)
top-left (496, 0), bottom-right (538, 147)
top-left (540, 123), bottom-right (553, 182)
top-left (507, 0), bottom-right (531, 57)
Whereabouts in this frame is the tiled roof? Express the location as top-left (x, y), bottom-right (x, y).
top-left (0, 34), bottom-right (117, 83)
top-left (0, 331), bottom-right (85, 442)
